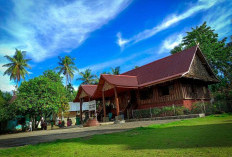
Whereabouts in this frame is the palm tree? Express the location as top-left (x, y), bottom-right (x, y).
top-left (3, 49), bottom-right (31, 88)
top-left (77, 69), bottom-right (97, 85)
top-left (56, 56), bottom-right (78, 87)
top-left (111, 66), bottom-right (120, 75)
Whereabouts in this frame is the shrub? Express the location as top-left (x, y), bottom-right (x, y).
top-left (133, 109), bottom-right (150, 118)
top-left (213, 101), bottom-right (228, 113)
top-left (191, 102), bottom-right (216, 115)
top-left (183, 108), bottom-right (191, 115)
top-left (204, 102), bottom-right (217, 115)
top-left (175, 106), bottom-right (185, 115)
top-left (161, 106), bottom-right (174, 116)
top-left (191, 102), bottom-right (204, 114)
top-left (151, 107), bottom-right (161, 117)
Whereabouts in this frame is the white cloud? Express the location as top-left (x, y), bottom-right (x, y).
top-left (204, 1), bottom-right (232, 38)
top-left (117, 0), bottom-right (223, 47)
top-left (0, 61), bottom-right (16, 92)
top-left (0, 0), bottom-right (132, 62)
top-left (158, 33), bottom-right (184, 54)
top-left (0, 74), bottom-right (15, 92)
top-left (117, 32), bottom-right (129, 48)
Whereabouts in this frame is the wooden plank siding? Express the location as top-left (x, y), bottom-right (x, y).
top-left (181, 81), bottom-right (210, 100)
top-left (115, 79), bottom-right (211, 111)
top-left (138, 80), bottom-right (184, 106)
top-left (137, 79), bottom-right (210, 108)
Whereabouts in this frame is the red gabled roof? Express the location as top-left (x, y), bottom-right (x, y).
top-left (123, 46), bottom-right (197, 86)
top-left (73, 85), bottom-right (97, 102)
top-left (102, 74), bottom-right (138, 87)
top-left (81, 85), bottom-right (97, 96)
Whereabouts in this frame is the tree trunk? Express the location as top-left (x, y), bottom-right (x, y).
top-left (32, 115), bottom-right (36, 131)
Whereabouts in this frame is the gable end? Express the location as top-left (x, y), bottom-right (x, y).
top-left (183, 48), bottom-right (218, 83)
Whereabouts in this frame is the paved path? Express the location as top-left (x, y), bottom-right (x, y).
top-left (0, 119), bottom-right (178, 149)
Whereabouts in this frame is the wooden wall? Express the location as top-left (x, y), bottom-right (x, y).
top-left (138, 80), bottom-right (183, 107)
top-left (115, 79), bottom-right (211, 111)
top-left (137, 79), bottom-right (210, 109)
top-left (181, 79), bottom-right (210, 100)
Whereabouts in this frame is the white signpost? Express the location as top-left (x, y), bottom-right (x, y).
top-left (88, 100), bottom-right (96, 111)
top-left (69, 101), bottom-right (97, 117)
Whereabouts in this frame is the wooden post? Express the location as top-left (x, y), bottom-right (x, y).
top-left (114, 87), bottom-right (119, 116)
top-left (88, 97), bottom-right (91, 118)
top-left (150, 107), bottom-right (152, 118)
top-left (102, 91), bottom-right (106, 117)
top-left (132, 109), bottom-right (134, 119)
top-left (80, 98), bottom-right (83, 124)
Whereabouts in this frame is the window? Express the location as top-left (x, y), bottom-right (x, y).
top-left (160, 86), bottom-right (170, 96)
top-left (140, 87), bottom-right (153, 100)
top-left (191, 84), bottom-right (196, 93)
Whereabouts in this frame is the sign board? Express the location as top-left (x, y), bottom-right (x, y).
top-left (68, 102), bottom-right (90, 111)
top-left (88, 100), bottom-right (96, 111)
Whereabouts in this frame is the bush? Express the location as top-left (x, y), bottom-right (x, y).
top-left (191, 102), bottom-right (204, 114)
top-left (213, 101), bottom-right (228, 113)
top-left (161, 106), bottom-right (174, 116)
top-left (133, 109), bottom-right (150, 118)
top-left (175, 106), bottom-right (185, 115)
top-left (191, 102), bottom-right (216, 115)
top-left (183, 108), bottom-right (191, 115)
top-left (151, 108), bottom-right (161, 117)
top-left (204, 102), bottom-right (215, 115)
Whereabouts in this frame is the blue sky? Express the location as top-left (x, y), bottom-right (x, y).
top-left (0, 0), bottom-right (231, 91)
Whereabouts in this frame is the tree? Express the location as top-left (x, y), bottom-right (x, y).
top-left (102, 71), bottom-right (111, 74)
top-left (170, 45), bottom-right (183, 54)
top-left (170, 22), bottom-right (232, 111)
top-left (77, 69), bottom-right (97, 85)
top-left (111, 66), bottom-right (120, 75)
top-left (2, 49), bottom-right (31, 88)
top-left (0, 90), bottom-right (14, 122)
top-left (56, 56), bottom-right (78, 87)
top-left (14, 71), bottom-right (69, 129)
top-left (134, 65), bottom-right (140, 69)
top-left (43, 70), bottom-right (63, 83)
top-left (66, 83), bottom-right (77, 101)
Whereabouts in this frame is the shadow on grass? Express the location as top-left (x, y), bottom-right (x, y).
top-left (1, 122), bottom-right (232, 150)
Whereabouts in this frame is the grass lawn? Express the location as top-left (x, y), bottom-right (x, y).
top-left (0, 114), bottom-right (232, 157)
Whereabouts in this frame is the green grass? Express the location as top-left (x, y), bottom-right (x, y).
top-left (1, 114), bottom-right (232, 157)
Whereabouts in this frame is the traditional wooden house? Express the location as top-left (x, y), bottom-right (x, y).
top-left (74, 46), bottom-right (219, 121)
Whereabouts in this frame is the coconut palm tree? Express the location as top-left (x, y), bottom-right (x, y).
top-left (2, 49), bottom-right (31, 88)
top-left (77, 69), bottom-right (97, 85)
top-left (111, 66), bottom-right (120, 75)
top-left (56, 56), bottom-right (78, 87)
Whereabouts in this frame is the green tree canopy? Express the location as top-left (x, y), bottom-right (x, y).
top-left (0, 90), bottom-right (14, 122)
top-left (111, 66), bottom-right (120, 75)
top-left (2, 49), bottom-right (31, 88)
top-left (14, 71), bottom-right (69, 125)
top-left (134, 65), bottom-right (140, 69)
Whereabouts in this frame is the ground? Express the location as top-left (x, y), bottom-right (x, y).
top-left (0, 119), bottom-right (177, 148)
top-left (0, 114), bottom-right (232, 157)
